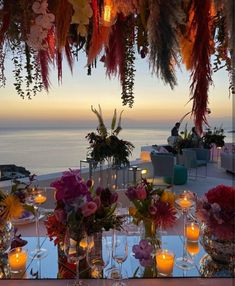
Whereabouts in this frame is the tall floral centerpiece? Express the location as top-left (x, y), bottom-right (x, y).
top-left (86, 106), bottom-right (134, 167)
top-left (196, 184), bottom-right (235, 265)
top-left (45, 169), bottom-right (123, 278)
top-left (45, 169), bottom-right (123, 244)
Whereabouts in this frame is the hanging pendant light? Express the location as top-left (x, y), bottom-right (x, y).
top-left (101, 0), bottom-right (117, 27)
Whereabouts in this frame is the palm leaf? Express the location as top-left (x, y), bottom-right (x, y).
top-left (111, 108), bottom-right (117, 131)
top-left (114, 110), bottom-right (124, 135)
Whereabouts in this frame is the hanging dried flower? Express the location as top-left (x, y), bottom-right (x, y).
top-left (68, 0), bottom-right (93, 37)
top-left (147, 0), bottom-right (179, 89)
top-left (121, 16), bottom-right (135, 107)
top-left (189, 0), bottom-right (214, 134)
top-left (27, 0), bottom-right (55, 51)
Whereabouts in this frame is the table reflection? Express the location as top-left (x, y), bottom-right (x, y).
top-left (1, 232), bottom-right (234, 280)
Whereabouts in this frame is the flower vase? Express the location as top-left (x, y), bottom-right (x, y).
top-left (61, 231), bottom-right (90, 279)
top-left (0, 222), bottom-right (13, 254)
top-left (0, 222), bottom-right (12, 279)
top-left (200, 224), bottom-right (235, 265)
top-left (142, 220), bottom-right (161, 278)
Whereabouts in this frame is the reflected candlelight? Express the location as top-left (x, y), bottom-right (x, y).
top-left (186, 241), bottom-right (200, 256)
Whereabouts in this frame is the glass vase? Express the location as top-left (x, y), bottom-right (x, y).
top-left (0, 221), bottom-right (13, 254)
top-left (141, 219), bottom-right (161, 278)
top-left (200, 224), bottom-right (235, 265)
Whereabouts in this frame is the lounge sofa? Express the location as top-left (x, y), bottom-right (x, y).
top-left (220, 152), bottom-right (235, 173)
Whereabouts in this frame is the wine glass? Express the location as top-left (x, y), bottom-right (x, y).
top-left (64, 232), bottom-right (88, 286)
top-left (175, 191), bottom-right (195, 270)
top-left (112, 230), bottom-right (128, 286)
top-left (27, 187), bottom-right (47, 259)
top-left (87, 235), bottom-right (110, 279)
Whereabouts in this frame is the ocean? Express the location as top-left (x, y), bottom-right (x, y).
top-left (0, 127), bottom-right (233, 175)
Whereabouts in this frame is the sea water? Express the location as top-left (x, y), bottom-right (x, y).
top-left (0, 127), bottom-right (233, 175)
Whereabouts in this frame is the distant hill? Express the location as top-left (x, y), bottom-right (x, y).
top-left (0, 165), bottom-right (30, 181)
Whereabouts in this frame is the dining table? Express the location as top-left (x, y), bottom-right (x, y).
top-left (0, 206), bottom-right (234, 286)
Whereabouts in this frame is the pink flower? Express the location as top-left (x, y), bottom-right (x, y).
top-left (94, 196), bottom-right (101, 209)
top-left (81, 201), bottom-right (97, 217)
top-left (136, 185), bottom-right (147, 200)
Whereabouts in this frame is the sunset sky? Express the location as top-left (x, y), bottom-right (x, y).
top-left (0, 53), bottom-right (233, 129)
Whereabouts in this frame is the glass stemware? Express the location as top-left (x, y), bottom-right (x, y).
top-left (112, 230), bottom-right (128, 286)
top-left (175, 191), bottom-right (195, 270)
top-left (87, 235), bottom-right (110, 279)
top-left (64, 232), bottom-right (88, 286)
top-left (27, 187), bottom-right (47, 259)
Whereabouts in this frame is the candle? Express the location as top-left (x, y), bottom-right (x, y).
top-left (34, 193), bottom-right (47, 204)
top-left (185, 222), bottom-right (200, 241)
top-left (79, 238), bottom-right (88, 249)
top-left (8, 248), bottom-right (27, 273)
top-left (176, 197), bottom-right (193, 209)
top-left (156, 250), bottom-right (174, 276)
top-left (186, 241), bottom-right (200, 256)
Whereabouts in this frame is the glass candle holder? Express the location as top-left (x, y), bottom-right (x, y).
top-left (8, 247), bottom-right (27, 274)
top-left (156, 249), bottom-right (175, 276)
top-left (185, 222), bottom-right (200, 242)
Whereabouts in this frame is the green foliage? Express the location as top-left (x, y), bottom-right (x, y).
top-left (202, 127), bottom-right (226, 148)
top-left (86, 106), bottom-right (134, 167)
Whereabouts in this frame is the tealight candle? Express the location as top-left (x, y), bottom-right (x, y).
top-left (8, 248), bottom-right (27, 273)
top-left (79, 238), bottom-right (88, 249)
top-left (34, 193), bottom-right (47, 204)
top-left (176, 197), bottom-right (193, 209)
top-left (186, 241), bottom-right (200, 256)
top-left (185, 222), bottom-right (200, 241)
top-left (156, 249), bottom-right (174, 276)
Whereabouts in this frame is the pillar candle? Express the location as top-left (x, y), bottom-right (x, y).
top-left (8, 248), bottom-right (27, 273)
top-left (185, 222), bottom-right (200, 241)
top-left (156, 250), bottom-right (174, 276)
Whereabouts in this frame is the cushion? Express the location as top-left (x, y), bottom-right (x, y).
top-left (164, 164), bottom-right (188, 185)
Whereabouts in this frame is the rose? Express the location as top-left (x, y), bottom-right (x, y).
top-left (81, 201), bottom-right (98, 217)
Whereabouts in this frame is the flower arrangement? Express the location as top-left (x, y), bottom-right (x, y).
top-left (126, 179), bottom-right (177, 232)
top-left (202, 127), bottom-right (226, 148)
top-left (86, 106), bottom-right (134, 167)
top-left (196, 184), bottom-right (235, 240)
top-left (45, 169), bottom-right (123, 245)
top-left (0, 178), bottom-right (35, 225)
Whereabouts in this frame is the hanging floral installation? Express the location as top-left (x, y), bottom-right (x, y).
top-left (0, 0), bottom-right (233, 132)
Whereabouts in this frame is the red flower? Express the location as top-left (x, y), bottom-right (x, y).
top-left (153, 201), bottom-right (177, 229)
top-left (206, 185), bottom-right (235, 211)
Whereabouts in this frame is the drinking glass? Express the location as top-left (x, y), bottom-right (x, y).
top-left (175, 191), bottom-right (195, 270)
top-left (27, 187), bottom-right (47, 259)
top-left (87, 235), bottom-right (110, 279)
top-left (112, 230), bottom-right (128, 286)
top-left (64, 232), bottom-right (88, 286)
